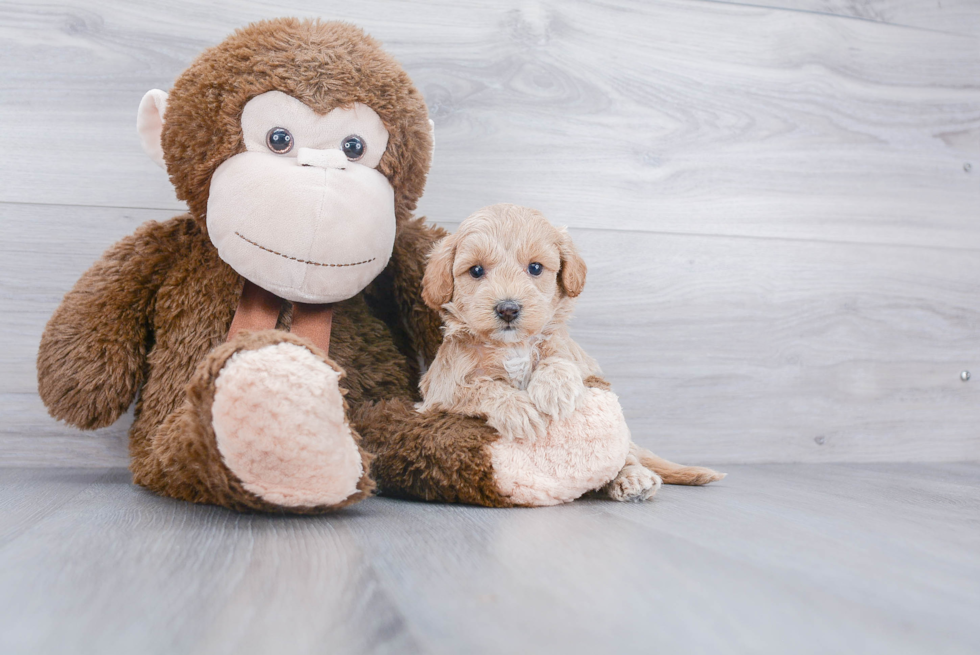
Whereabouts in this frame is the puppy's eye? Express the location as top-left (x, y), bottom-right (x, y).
top-left (342, 135), bottom-right (365, 161)
top-left (528, 262), bottom-right (543, 276)
top-left (266, 127), bottom-right (294, 154)
top-left (469, 265), bottom-right (485, 279)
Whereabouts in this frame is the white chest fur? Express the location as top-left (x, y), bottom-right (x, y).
top-left (502, 343), bottom-right (538, 390)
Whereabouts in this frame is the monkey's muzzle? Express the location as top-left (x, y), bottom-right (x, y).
top-left (206, 151), bottom-right (396, 303)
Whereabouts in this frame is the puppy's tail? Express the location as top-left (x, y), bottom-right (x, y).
top-left (632, 444), bottom-right (726, 486)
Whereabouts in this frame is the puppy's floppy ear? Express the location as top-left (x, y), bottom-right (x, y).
top-left (557, 228), bottom-right (587, 298)
top-left (422, 233), bottom-right (457, 310)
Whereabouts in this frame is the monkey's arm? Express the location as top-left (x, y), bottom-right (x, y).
top-left (526, 355), bottom-right (588, 420)
top-left (388, 216), bottom-right (448, 364)
top-left (37, 219), bottom-right (177, 429)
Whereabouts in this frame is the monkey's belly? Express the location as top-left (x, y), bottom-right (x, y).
top-left (489, 388), bottom-right (631, 506)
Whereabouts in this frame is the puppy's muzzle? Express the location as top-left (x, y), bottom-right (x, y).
top-left (494, 300), bottom-right (521, 324)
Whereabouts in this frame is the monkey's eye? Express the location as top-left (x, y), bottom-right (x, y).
top-left (469, 265), bottom-right (485, 279)
top-left (528, 262), bottom-right (543, 276)
top-left (342, 135), bottom-right (365, 161)
top-left (266, 127), bottom-right (294, 154)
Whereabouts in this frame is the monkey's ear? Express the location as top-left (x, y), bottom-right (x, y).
top-left (422, 233), bottom-right (456, 310)
top-left (557, 228), bottom-right (587, 298)
top-left (137, 89), bottom-right (169, 169)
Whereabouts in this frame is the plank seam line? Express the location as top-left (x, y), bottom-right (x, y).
top-left (439, 222), bottom-right (980, 255)
top-left (0, 200), bottom-right (184, 212)
top-left (6, 202), bottom-right (979, 255)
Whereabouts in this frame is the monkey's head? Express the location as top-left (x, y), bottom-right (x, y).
top-left (137, 19), bottom-right (433, 303)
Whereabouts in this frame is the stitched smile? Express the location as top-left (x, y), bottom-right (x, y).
top-left (235, 232), bottom-right (376, 268)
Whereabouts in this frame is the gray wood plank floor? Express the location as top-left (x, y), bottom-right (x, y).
top-left (1, 464), bottom-right (977, 655)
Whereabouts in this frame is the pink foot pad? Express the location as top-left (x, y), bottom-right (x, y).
top-left (211, 343), bottom-right (363, 507)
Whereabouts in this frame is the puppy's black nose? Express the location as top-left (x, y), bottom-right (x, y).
top-left (495, 300), bottom-right (521, 323)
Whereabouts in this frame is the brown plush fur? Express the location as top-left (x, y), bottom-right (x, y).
top-left (37, 19), bottom-right (506, 512)
top-left (353, 401), bottom-right (513, 507)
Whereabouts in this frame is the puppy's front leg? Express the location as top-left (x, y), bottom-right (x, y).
top-left (448, 379), bottom-right (547, 442)
top-left (527, 357), bottom-right (587, 420)
top-left (483, 386), bottom-right (548, 442)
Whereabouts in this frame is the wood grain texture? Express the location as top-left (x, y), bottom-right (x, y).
top-left (1, 0), bottom-right (977, 247)
top-left (1, 0), bottom-right (978, 465)
top-left (710, 0), bottom-right (980, 37)
top-left (0, 464), bottom-right (978, 654)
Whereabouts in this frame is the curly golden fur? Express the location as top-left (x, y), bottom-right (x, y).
top-left (419, 204), bottom-right (597, 441)
top-left (419, 204), bottom-right (725, 498)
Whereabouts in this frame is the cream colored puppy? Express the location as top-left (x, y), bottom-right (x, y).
top-left (419, 203), bottom-right (724, 502)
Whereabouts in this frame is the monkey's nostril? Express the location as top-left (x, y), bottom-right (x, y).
top-left (494, 300), bottom-right (521, 323)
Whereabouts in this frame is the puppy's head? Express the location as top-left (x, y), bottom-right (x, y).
top-left (422, 204), bottom-right (586, 342)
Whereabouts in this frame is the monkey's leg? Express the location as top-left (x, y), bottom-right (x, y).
top-left (131, 330), bottom-right (374, 513)
top-left (352, 388), bottom-right (632, 508)
top-left (351, 399), bottom-right (514, 507)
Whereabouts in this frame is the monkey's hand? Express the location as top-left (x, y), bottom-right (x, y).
top-left (37, 219), bottom-right (179, 429)
top-left (527, 357), bottom-right (587, 420)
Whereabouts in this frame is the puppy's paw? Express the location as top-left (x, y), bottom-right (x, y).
top-left (527, 360), bottom-right (586, 419)
top-left (603, 465), bottom-right (662, 502)
top-left (488, 393), bottom-right (547, 443)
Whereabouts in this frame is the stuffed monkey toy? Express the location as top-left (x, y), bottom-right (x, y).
top-left (38, 19), bottom-right (719, 512)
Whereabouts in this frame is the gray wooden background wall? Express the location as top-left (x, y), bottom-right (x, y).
top-left (1, 0), bottom-right (978, 467)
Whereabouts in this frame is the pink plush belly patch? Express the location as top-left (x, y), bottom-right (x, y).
top-left (490, 388), bottom-right (631, 506)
